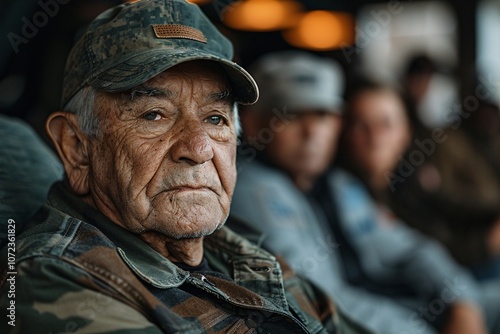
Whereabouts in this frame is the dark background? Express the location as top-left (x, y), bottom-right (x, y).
top-left (0, 0), bottom-right (482, 139)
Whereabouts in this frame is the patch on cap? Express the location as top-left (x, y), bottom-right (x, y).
top-left (152, 24), bottom-right (207, 43)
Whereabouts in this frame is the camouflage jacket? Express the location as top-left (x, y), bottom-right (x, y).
top-left (0, 182), bottom-right (355, 333)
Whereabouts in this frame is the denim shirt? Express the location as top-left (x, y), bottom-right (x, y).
top-left (231, 158), bottom-right (483, 334)
top-left (0, 182), bottom-right (341, 334)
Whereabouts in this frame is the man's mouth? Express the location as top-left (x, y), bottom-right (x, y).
top-left (170, 185), bottom-right (213, 193)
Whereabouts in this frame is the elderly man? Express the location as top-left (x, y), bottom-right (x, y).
top-left (0, 1), bottom-right (367, 333)
top-left (231, 51), bottom-right (496, 334)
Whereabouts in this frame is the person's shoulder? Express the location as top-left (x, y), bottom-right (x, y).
top-left (235, 159), bottom-right (302, 202)
top-left (0, 115), bottom-right (62, 170)
top-left (328, 167), bottom-right (375, 200)
top-left (236, 157), bottom-right (290, 185)
top-left (205, 224), bottom-right (272, 259)
top-left (328, 167), bottom-right (364, 187)
top-left (223, 215), bottom-right (264, 245)
top-left (0, 116), bottom-right (64, 245)
top-left (0, 114), bottom-right (35, 135)
top-left (11, 204), bottom-right (113, 265)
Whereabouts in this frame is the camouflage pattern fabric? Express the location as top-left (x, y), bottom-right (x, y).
top-left (0, 182), bottom-right (350, 333)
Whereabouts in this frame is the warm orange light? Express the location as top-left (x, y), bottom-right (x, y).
top-left (283, 10), bottom-right (354, 50)
top-left (223, 0), bottom-right (302, 31)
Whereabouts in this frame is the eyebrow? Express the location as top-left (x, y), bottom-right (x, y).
top-left (127, 86), bottom-right (234, 104)
top-left (209, 89), bottom-right (233, 103)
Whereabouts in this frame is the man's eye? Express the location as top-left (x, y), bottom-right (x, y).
top-left (143, 111), bottom-right (161, 121)
top-left (206, 115), bottom-right (224, 125)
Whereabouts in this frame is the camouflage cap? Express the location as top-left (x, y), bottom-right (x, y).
top-left (61, 0), bottom-right (258, 108)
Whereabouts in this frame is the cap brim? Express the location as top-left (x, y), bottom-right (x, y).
top-left (88, 49), bottom-right (259, 105)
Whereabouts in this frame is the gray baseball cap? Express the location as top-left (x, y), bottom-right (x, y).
top-left (61, 0), bottom-right (258, 108)
top-left (248, 51), bottom-right (344, 113)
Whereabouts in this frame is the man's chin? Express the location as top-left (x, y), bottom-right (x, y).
top-left (171, 228), bottom-right (218, 240)
top-left (142, 200), bottom-right (230, 239)
top-left (156, 219), bottom-right (226, 240)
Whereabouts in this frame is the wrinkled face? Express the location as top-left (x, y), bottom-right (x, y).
top-left (345, 89), bottom-right (410, 174)
top-left (265, 110), bottom-right (342, 182)
top-left (88, 61), bottom-right (237, 239)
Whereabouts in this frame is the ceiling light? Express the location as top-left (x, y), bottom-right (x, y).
top-left (223, 0), bottom-right (303, 32)
top-left (283, 10), bottom-right (354, 50)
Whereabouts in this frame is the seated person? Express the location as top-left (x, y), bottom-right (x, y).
top-left (339, 80), bottom-right (500, 271)
top-left (462, 99), bottom-right (500, 181)
top-left (230, 51), bottom-right (498, 334)
top-left (0, 115), bottom-right (63, 248)
top-left (0, 1), bottom-right (367, 333)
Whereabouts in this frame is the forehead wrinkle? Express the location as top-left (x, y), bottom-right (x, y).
top-left (113, 86), bottom-right (176, 117)
top-left (117, 65), bottom-right (234, 112)
top-left (128, 85), bottom-right (173, 101)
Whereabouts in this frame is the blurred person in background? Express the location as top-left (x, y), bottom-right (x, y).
top-left (462, 98), bottom-right (500, 181)
top-left (339, 79), bottom-right (500, 272)
top-left (401, 55), bottom-right (500, 276)
top-left (401, 54), bottom-right (459, 130)
top-left (338, 78), bottom-right (500, 332)
top-left (230, 50), bottom-right (498, 334)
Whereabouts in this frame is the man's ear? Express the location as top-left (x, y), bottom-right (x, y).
top-left (46, 112), bottom-right (90, 195)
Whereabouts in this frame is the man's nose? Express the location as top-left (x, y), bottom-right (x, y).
top-left (301, 115), bottom-right (321, 139)
top-left (170, 120), bottom-right (214, 165)
top-left (367, 124), bottom-right (386, 143)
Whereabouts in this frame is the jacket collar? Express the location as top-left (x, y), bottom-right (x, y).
top-left (46, 183), bottom-right (279, 290)
top-left (47, 182), bottom-right (290, 313)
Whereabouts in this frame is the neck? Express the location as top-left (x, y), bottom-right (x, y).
top-left (293, 174), bottom-right (316, 192)
top-left (367, 172), bottom-right (388, 193)
top-left (358, 169), bottom-right (389, 201)
top-left (141, 231), bottom-right (205, 266)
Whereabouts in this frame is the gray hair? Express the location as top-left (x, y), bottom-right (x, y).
top-left (233, 103), bottom-right (241, 136)
top-left (63, 86), bottom-right (100, 136)
top-left (64, 86), bottom-right (241, 137)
